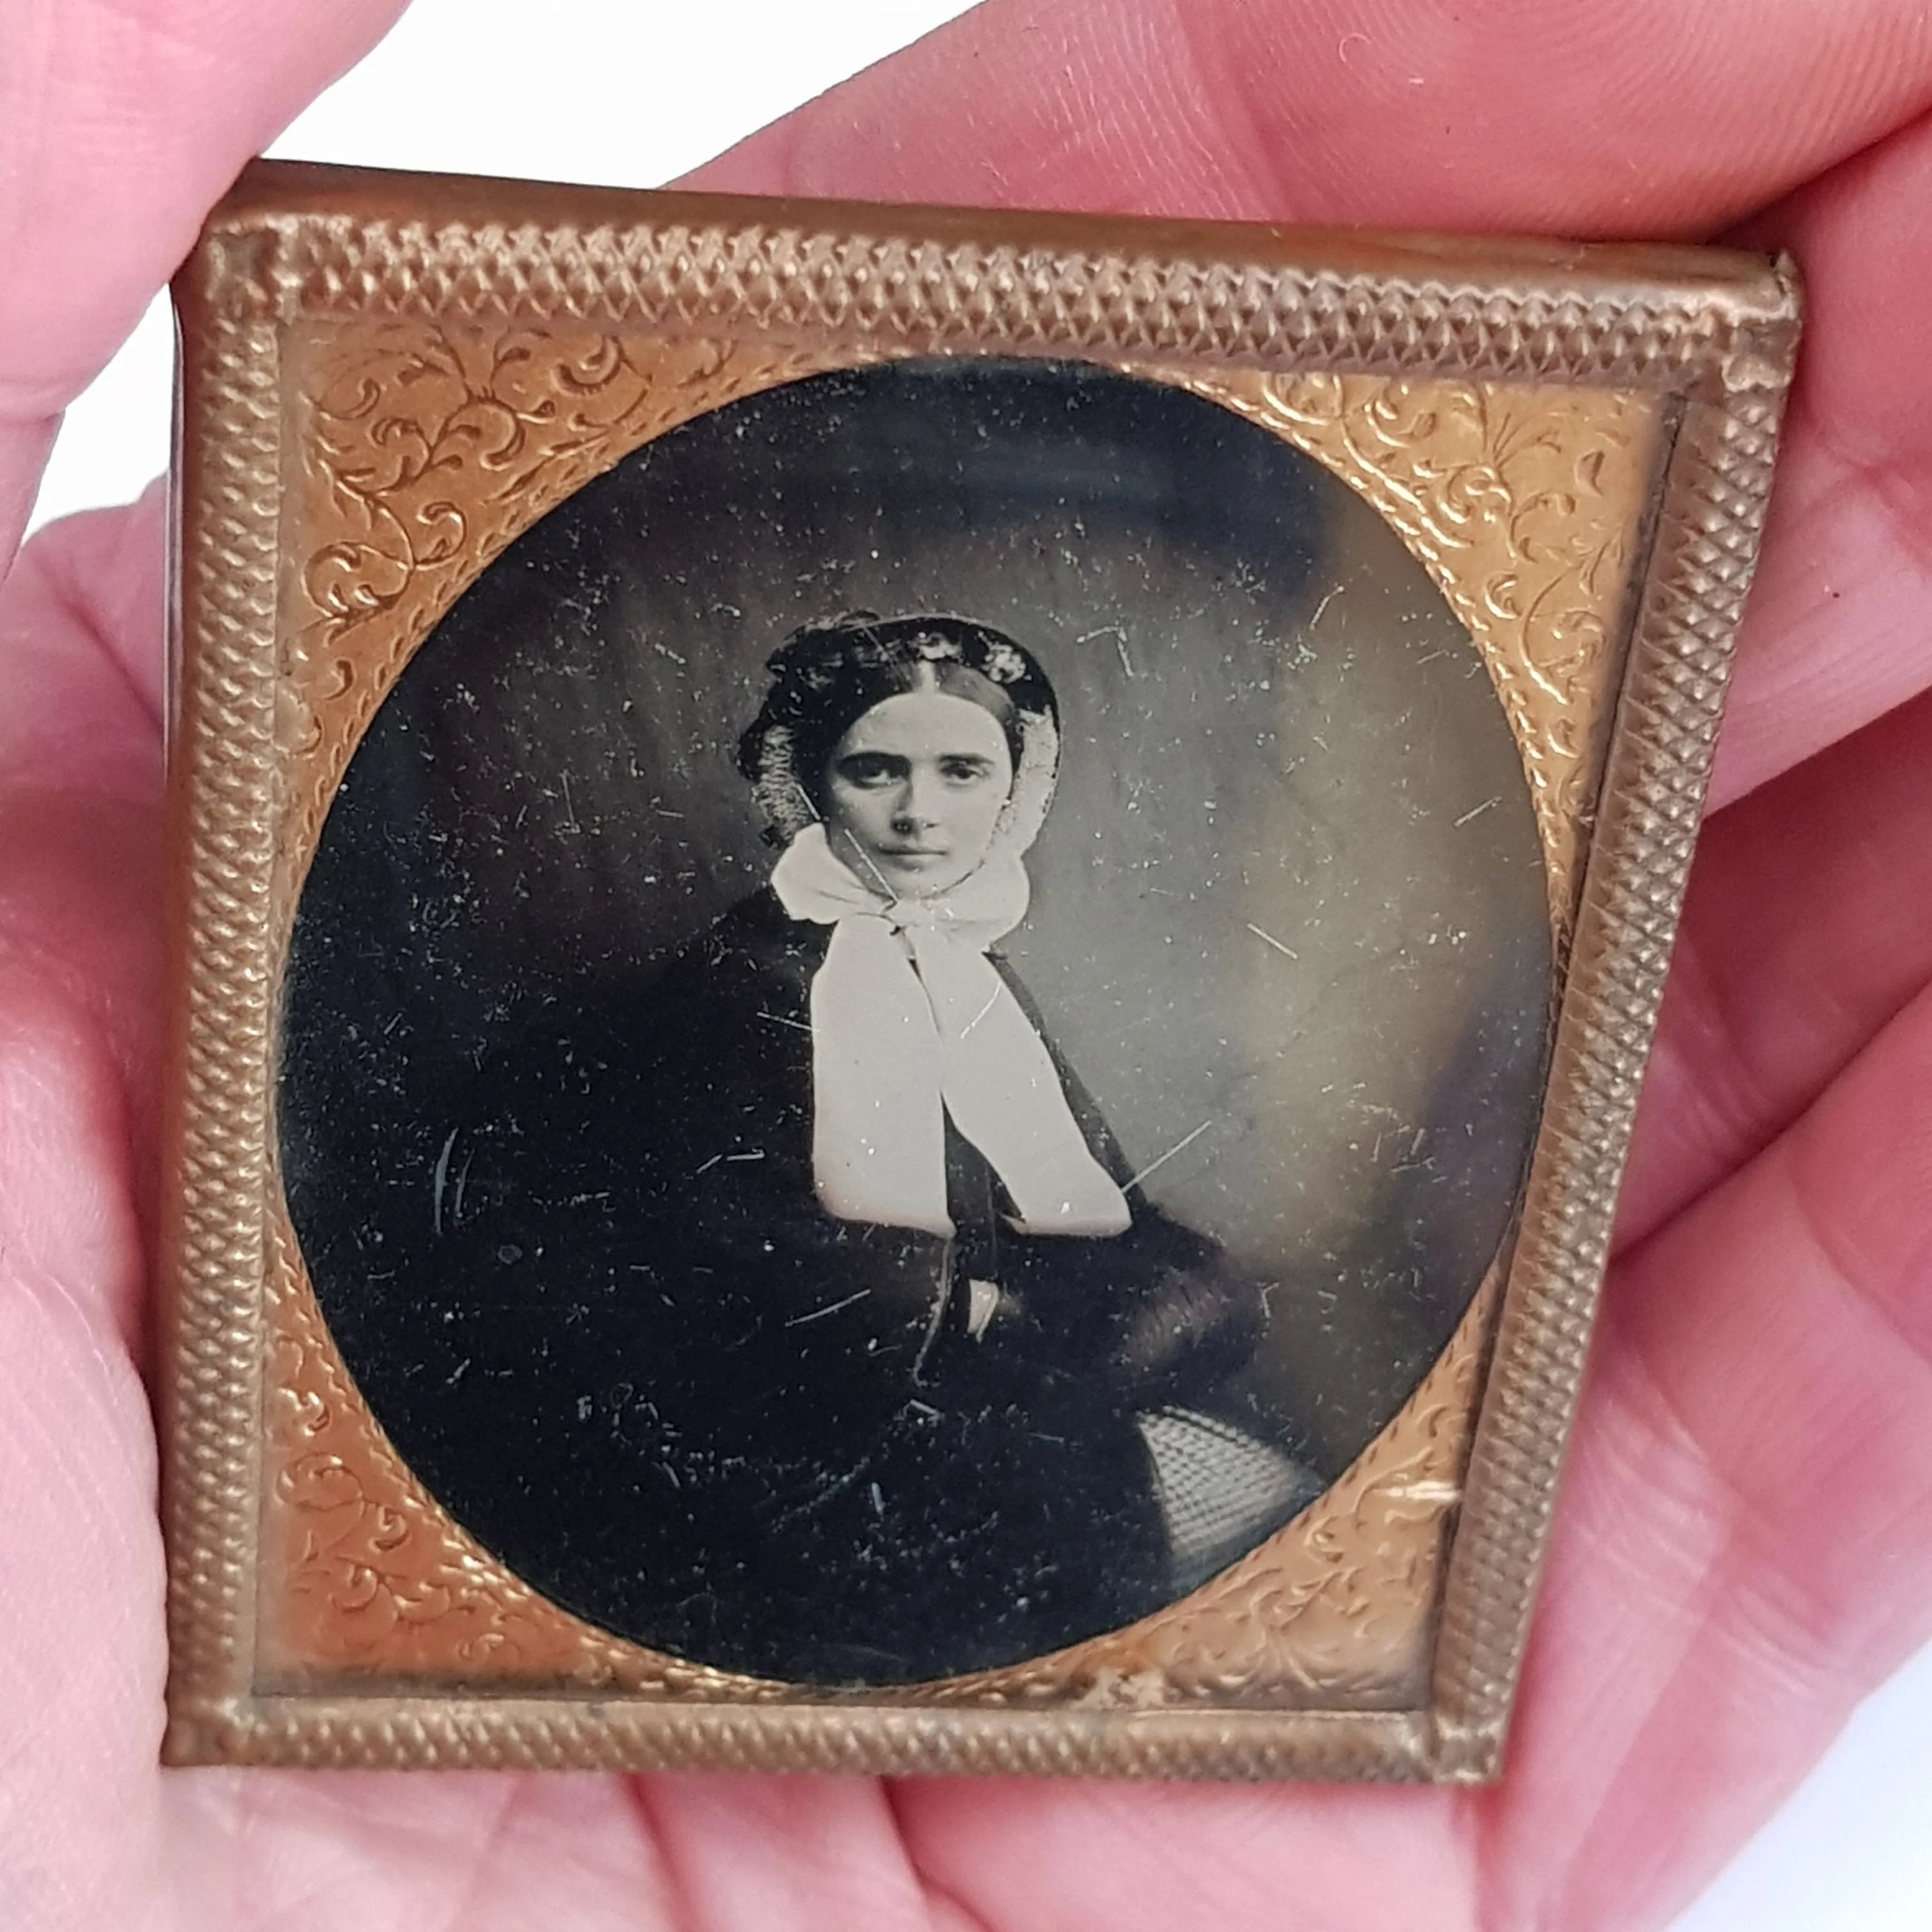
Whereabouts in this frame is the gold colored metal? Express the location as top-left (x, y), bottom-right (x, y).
top-left (258, 330), bottom-right (1652, 1713)
top-left (160, 159), bottom-right (1798, 1778)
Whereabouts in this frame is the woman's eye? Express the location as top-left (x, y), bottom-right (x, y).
top-left (940, 759), bottom-right (991, 785)
top-left (836, 756), bottom-right (898, 787)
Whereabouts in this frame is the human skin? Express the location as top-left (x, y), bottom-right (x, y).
top-left (3, 3), bottom-right (1932, 1929)
top-left (824, 691), bottom-right (1015, 900)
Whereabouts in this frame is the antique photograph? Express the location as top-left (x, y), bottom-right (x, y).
top-left (275, 355), bottom-right (1552, 1683)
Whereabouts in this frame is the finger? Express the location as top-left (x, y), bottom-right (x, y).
top-left (1, 488), bottom-right (165, 800)
top-left (0, 492), bottom-right (167, 1147)
top-left (691, 0), bottom-right (1932, 234)
top-left (1478, 972), bottom-right (1932, 1931)
top-left (1618, 113), bottom-right (1932, 1243)
top-left (1619, 680), bottom-right (1932, 1246)
top-left (634, 1775), bottom-right (937, 1932)
top-left (0, 0), bottom-right (410, 562)
top-left (1710, 112), bottom-right (1932, 808)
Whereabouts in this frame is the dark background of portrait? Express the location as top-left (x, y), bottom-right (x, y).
top-left (281, 357), bottom-right (1549, 1514)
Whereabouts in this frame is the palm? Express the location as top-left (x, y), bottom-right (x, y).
top-left (3, 2), bottom-right (1929, 1928)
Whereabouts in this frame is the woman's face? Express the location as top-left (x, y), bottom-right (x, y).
top-left (823, 691), bottom-right (1015, 898)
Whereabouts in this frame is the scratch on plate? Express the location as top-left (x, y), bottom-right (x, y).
top-left (786, 1289), bottom-right (871, 1328)
top-left (1127, 1119), bottom-right (1215, 1190)
top-left (958, 988), bottom-right (1002, 1038)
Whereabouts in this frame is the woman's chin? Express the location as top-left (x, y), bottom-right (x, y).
top-left (879, 858), bottom-right (962, 896)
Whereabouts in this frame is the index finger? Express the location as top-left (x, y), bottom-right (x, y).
top-left (693, 0), bottom-right (1932, 234)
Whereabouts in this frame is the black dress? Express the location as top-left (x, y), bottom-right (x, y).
top-left (403, 887), bottom-right (1264, 1683)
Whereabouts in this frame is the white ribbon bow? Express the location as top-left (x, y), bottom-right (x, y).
top-left (770, 824), bottom-right (1132, 1239)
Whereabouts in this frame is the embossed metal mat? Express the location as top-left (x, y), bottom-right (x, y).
top-left (158, 160), bottom-right (1797, 1780)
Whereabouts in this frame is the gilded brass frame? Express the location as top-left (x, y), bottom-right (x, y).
top-left (159, 159), bottom-right (1797, 1780)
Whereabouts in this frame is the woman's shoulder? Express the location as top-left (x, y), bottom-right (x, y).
top-left (649, 885), bottom-right (827, 1008)
top-left (696, 882), bottom-right (822, 954)
top-left (479, 888), bottom-right (820, 1108)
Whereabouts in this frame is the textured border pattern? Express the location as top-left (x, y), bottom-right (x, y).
top-left (160, 300), bottom-right (285, 1721)
top-left (240, 206), bottom-right (1781, 399)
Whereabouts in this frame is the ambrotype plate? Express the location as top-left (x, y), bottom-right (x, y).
top-left (158, 161), bottom-right (1798, 1779)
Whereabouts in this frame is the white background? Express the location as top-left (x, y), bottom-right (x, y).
top-left (23, 5), bottom-right (1932, 1926)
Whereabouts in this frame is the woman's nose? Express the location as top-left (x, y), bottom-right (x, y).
top-left (893, 774), bottom-right (940, 829)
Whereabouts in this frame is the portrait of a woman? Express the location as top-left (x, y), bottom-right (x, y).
top-left (279, 360), bottom-right (1549, 1690)
top-left (422, 611), bottom-right (1312, 1682)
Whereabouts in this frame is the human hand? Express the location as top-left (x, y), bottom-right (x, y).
top-left (5, 3), bottom-right (1931, 1928)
